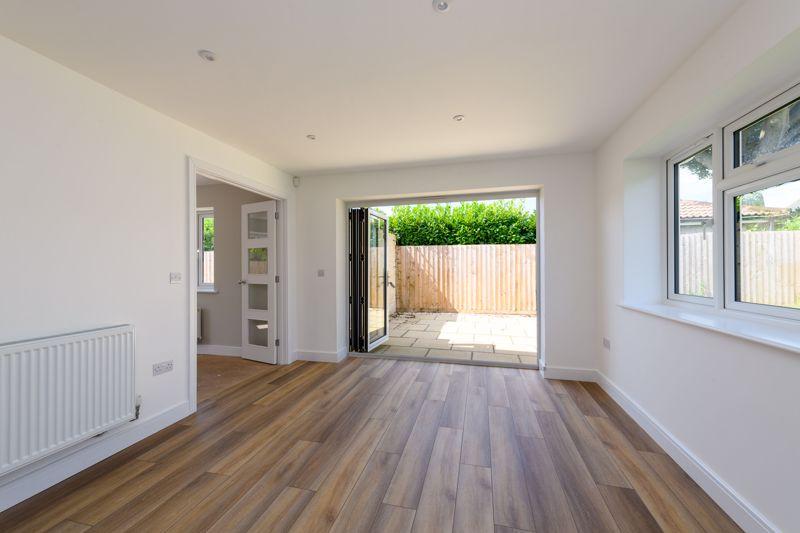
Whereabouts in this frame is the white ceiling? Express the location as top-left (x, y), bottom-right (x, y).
top-left (0, 0), bottom-right (743, 175)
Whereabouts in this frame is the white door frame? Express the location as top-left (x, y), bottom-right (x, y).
top-left (187, 157), bottom-right (290, 411)
top-left (344, 187), bottom-right (543, 370)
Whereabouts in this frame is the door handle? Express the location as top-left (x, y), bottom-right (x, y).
top-left (238, 280), bottom-right (247, 285)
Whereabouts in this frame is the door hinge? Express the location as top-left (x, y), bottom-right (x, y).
top-left (275, 339), bottom-right (280, 347)
top-left (275, 275), bottom-right (280, 283)
top-left (275, 211), bottom-right (279, 220)
top-left (349, 296), bottom-right (352, 304)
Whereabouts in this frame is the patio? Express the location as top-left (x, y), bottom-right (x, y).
top-left (372, 311), bottom-right (538, 366)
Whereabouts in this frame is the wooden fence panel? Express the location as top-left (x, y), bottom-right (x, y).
top-left (678, 231), bottom-right (800, 307)
top-left (395, 244), bottom-right (537, 314)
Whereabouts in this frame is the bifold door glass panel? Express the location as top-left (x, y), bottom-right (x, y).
top-left (248, 211), bottom-right (269, 239)
top-left (734, 178), bottom-right (800, 309)
top-left (248, 284), bottom-right (268, 310)
top-left (368, 214), bottom-right (387, 343)
top-left (734, 97), bottom-right (800, 167)
top-left (248, 248), bottom-right (268, 274)
top-left (248, 319), bottom-right (269, 346)
top-left (675, 146), bottom-right (713, 297)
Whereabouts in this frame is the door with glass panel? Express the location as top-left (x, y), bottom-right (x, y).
top-left (241, 200), bottom-right (277, 363)
top-left (349, 208), bottom-right (388, 352)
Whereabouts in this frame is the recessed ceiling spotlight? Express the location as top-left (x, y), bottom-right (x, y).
top-left (452, 114), bottom-right (465, 122)
top-left (197, 49), bottom-right (217, 62)
top-left (433, 0), bottom-right (450, 13)
top-left (306, 134), bottom-right (317, 140)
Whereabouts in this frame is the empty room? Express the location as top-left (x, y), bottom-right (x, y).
top-left (1, 1), bottom-right (799, 532)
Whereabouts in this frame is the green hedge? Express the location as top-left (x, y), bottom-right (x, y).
top-left (388, 201), bottom-right (536, 245)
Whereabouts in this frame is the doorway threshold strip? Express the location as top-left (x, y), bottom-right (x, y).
top-left (352, 351), bottom-right (539, 370)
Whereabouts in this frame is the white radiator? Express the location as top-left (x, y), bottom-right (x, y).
top-left (0, 325), bottom-right (136, 477)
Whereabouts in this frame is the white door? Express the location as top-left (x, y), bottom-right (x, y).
top-left (240, 200), bottom-right (277, 364)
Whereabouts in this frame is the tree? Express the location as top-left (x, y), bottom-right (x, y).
top-left (783, 208), bottom-right (800, 230)
top-left (203, 217), bottom-right (215, 251)
top-left (682, 145), bottom-right (712, 179)
top-left (388, 200), bottom-right (536, 245)
top-left (740, 191), bottom-right (765, 207)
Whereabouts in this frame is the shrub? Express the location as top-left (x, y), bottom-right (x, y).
top-left (388, 200), bottom-right (536, 245)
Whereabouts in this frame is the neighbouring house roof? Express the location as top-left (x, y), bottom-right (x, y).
top-left (679, 199), bottom-right (789, 220)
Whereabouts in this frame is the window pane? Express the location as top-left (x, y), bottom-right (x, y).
top-left (735, 97), bottom-right (800, 167)
top-left (202, 215), bottom-right (214, 284)
top-left (248, 284), bottom-right (268, 311)
top-left (734, 178), bottom-right (800, 309)
top-left (248, 211), bottom-right (269, 239)
top-left (248, 320), bottom-right (269, 346)
top-left (368, 214), bottom-right (386, 343)
top-left (248, 247), bottom-right (268, 274)
top-left (675, 146), bottom-right (713, 297)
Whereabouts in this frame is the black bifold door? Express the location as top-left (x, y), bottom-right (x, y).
top-left (349, 208), bottom-right (388, 352)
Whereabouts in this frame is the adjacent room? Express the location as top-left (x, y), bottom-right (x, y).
top-left (1, 1), bottom-right (799, 532)
top-left (194, 174), bottom-right (284, 399)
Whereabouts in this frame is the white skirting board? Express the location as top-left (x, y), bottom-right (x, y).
top-left (0, 402), bottom-right (192, 512)
top-left (293, 347), bottom-right (348, 363)
top-left (593, 371), bottom-right (775, 533)
top-left (197, 344), bottom-right (241, 357)
top-left (541, 365), bottom-right (598, 381)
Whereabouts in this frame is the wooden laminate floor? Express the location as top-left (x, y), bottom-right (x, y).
top-left (197, 355), bottom-right (275, 403)
top-left (0, 357), bottom-right (741, 533)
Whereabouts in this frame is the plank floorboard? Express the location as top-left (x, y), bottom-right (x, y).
top-left (412, 427), bottom-right (463, 533)
top-left (383, 400), bottom-right (445, 508)
top-left (453, 464), bottom-right (494, 533)
top-left (488, 406), bottom-right (534, 531)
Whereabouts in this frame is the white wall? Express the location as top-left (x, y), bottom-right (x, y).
top-left (595, 1), bottom-right (800, 530)
top-left (0, 35), bottom-right (293, 509)
top-left (295, 154), bottom-right (596, 371)
top-left (197, 183), bottom-right (268, 348)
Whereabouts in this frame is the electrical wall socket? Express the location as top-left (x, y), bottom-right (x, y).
top-left (602, 337), bottom-right (611, 350)
top-left (153, 360), bottom-right (174, 376)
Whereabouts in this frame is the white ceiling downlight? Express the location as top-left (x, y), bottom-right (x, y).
top-left (197, 49), bottom-right (216, 62)
top-left (433, 0), bottom-right (450, 13)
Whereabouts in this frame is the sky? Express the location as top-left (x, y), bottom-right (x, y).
top-left (678, 168), bottom-right (800, 209)
top-left (375, 197), bottom-right (537, 217)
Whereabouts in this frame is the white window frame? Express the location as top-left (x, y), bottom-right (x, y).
top-left (722, 168), bottom-right (800, 321)
top-left (666, 81), bottom-right (800, 322)
top-left (666, 134), bottom-right (722, 306)
top-left (723, 83), bottom-right (800, 186)
top-left (197, 207), bottom-right (215, 292)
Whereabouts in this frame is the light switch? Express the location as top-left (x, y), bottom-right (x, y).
top-left (170, 272), bottom-right (182, 284)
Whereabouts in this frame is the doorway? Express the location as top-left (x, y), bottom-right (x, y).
top-left (187, 159), bottom-right (289, 410)
top-left (348, 191), bottom-right (540, 369)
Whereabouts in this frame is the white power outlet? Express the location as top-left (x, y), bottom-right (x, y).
top-left (602, 337), bottom-right (611, 350)
top-left (153, 360), bottom-right (174, 376)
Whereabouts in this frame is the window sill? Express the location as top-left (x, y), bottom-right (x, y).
top-left (618, 301), bottom-right (800, 355)
top-left (197, 288), bottom-right (218, 294)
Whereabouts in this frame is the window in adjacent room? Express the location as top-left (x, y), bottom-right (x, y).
top-left (197, 208), bottom-right (215, 291)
